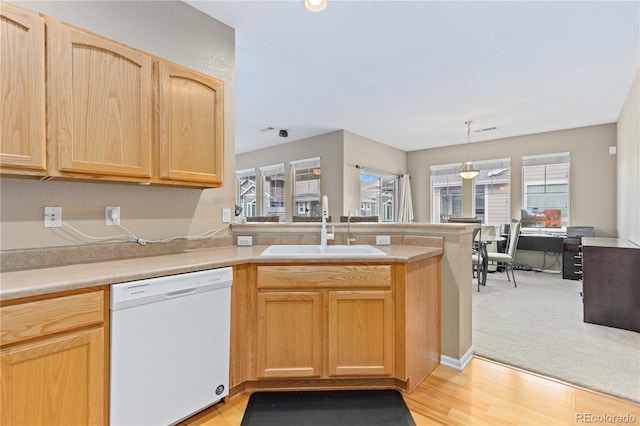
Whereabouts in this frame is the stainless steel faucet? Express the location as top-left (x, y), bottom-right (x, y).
top-left (346, 211), bottom-right (356, 246)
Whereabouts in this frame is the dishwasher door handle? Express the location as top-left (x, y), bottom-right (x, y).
top-left (166, 288), bottom-right (197, 298)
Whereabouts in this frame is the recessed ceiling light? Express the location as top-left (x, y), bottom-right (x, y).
top-left (305, 0), bottom-right (327, 12)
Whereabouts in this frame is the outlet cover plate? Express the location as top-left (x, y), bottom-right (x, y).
top-left (44, 207), bottom-right (62, 228)
top-left (237, 236), bottom-right (253, 246)
top-left (105, 206), bottom-right (120, 226)
top-left (376, 235), bottom-right (391, 245)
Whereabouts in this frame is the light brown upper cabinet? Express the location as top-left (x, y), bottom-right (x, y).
top-left (0, 3), bottom-right (46, 175)
top-left (47, 19), bottom-right (153, 181)
top-left (155, 60), bottom-right (224, 187)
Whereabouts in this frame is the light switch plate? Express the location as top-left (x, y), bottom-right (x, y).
top-left (222, 208), bottom-right (231, 223)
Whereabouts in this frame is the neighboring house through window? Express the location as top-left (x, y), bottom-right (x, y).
top-left (360, 172), bottom-right (397, 222)
top-left (291, 157), bottom-right (321, 217)
top-left (431, 163), bottom-right (463, 223)
top-left (235, 168), bottom-right (256, 217)
top-left (260, 163), bottom-right (285, 219)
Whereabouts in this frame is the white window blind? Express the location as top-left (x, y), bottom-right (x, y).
top-left (235, 168), bottom-right (256, 179)
top-left (474, 158), bottom-right (511, 225)
top-left (522, 152), bottom-right (570, 229)
top-left (260, 163), bottom-right (285, 177)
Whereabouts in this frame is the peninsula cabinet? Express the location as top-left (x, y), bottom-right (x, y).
top-left (0, 287), bottom-right (109, 425)
top-left (0, 3), bottom-right (47, 176)
top-left (47, 19), bottom-right (154, 181)
top-left (256, 265), bottom-right (394, 380)
top-left (231, 258), bottom-right (440, 395)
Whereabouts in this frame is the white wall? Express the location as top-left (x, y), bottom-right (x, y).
top-left (1, 1), bottom-right (236, 251)
top-left (616, 69), bottom-right (640, 245)
top-left (407, 124), bottom-right (618, 237)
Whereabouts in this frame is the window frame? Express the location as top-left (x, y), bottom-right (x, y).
top-left (290, 157), bottom-right (322, 218)
top-left (359, 171), bottom-right (397, 222)
top-left (521, 152), bottom-right (571, 230)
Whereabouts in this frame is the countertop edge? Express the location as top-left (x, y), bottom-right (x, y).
top-left (0, 245), bottom-right (442, 301)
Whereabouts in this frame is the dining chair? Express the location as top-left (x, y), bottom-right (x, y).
top-left (486, 221), bottom-right (521, 287)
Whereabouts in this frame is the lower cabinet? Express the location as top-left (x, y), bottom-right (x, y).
top-left (231, 258), bottom-right (441, 395)
top-left (254, 264), bottom-right (396, 380)
top-left (328, 290), bottom-right (393, 376)
top-left (0, 288), bottom-right (108, 425)
top-left (257, 291), bottom-right (323, 378)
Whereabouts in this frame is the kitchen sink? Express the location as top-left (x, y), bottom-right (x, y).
top-left (261, 244), bottom-right (387, 257)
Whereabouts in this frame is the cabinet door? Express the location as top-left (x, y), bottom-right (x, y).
top-left (328, 290), bottom-right (393, 376)
top-left (50, 20), bottom-right (153, 179)
top-left (156, 60), bottom-right (224, 186)
top-left (0, 3), bottom-right (46, 174)
top-left (257, 291), bottom-right (322, 378)
top-left (0, 327), bottom-right (106, 425)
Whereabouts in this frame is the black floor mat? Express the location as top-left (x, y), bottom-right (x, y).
top-left (240, 389), bottom-right (416, 426)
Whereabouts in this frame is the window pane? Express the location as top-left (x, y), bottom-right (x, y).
top-left (522, 158), bottom-right (569, 228)
top-left (292, 160), bottom-right (321, 217)
top-left (262, 173), bottom-right (285, 219)
top-left (431, 172), bottom-right (462, 223)
top-left (237, 173), bottom-right (256, 217)
top-left (360, 173), bottom-right (397, 222)
top-left (474, 167), bottom-right (511, 225)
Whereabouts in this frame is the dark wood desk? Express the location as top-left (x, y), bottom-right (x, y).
top-left (582, 238), bottom-right (640, 332)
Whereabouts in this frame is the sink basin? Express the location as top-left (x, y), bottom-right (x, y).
top-left (261, 244), bottom-right (387, 257)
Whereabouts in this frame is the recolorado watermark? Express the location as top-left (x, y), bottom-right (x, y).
top-left (576, 413), bottom-right (637, 423)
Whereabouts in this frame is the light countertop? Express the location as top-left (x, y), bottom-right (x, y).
top-left (0, 245), bottom-right (442, 301)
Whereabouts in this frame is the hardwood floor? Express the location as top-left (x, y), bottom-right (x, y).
top-left (181, 357), bottom-right (639, 425)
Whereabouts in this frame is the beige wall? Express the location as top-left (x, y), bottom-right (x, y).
top-left (407, 124), bottom-right (618, 237)
top-left (617, 69), bottom-right (640, 245)
top-left (235, 131), bottom-right (344, 222)
top-left (342, 131), bottom-right (407, 215)
top-left (1, 1), bottom-right (236, 251)
top-left (235, 130), bottom-right (407, 221)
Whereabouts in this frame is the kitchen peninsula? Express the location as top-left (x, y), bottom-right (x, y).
top-left (1, 236), bottom-right (447, 424)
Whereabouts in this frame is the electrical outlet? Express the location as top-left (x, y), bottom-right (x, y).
top-left (105, 206), bottom-right (120, 226)
top-left (222, 208), bottom-right (231, 223)
top-left (376, 235), bottom-right (391, 245)
top-left (237, 236), bottom-right (253, 246)
top-left (44, 207), bottom-right (62, 228)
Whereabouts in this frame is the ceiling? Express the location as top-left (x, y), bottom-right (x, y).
top-left (186, 1), bottom-right (639, 154)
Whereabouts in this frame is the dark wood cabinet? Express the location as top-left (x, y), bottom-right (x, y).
top-left (582, 238), bottom-right (640, 332)
top-left (562, 238), bottom-right (582, 280)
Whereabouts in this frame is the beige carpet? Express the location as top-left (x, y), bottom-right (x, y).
top-left (472, 269), bottom-right (640, 402)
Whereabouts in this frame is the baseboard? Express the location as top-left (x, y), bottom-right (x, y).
top-left (440, 345), bottom-right (475, 371)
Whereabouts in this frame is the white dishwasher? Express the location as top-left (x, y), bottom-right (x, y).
top-left (110, 267), bottom-right (232, 426)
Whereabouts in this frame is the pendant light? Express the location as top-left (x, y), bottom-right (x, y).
top-left (459, 121), bottom-right (480, 179)
top-left (305, 0), bottom-right (327, 12)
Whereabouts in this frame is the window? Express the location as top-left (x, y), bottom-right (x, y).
top-left (474, 158), bottom-right (511, 225)
top-left (522, 152), bottom-right (570, 229)
top-left (430, 163), bottom-right (463, 223)
top-left (235, 168), bottom-right (256, 217)
top-left (360, 172), bottom-right (396, 222)
top-left (260, 164), bottom-right (285, 219)
top-left (291, 157), bottom-right (321, 218)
